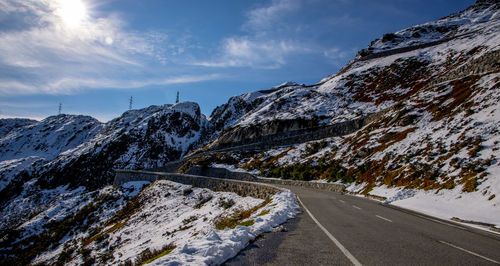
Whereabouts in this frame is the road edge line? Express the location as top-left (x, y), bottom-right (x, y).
top-left (439, 240), bottom-right (500, 264)
top-left (375, 215), bottom-right (393, 223)
top-left (297, 196), bottom-right (362, 266)
top-left (381, 203), bottom-right (500, 239)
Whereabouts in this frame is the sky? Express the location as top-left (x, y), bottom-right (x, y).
top-left (0, 0), bottom-right (474, 122)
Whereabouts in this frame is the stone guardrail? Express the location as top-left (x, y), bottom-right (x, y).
top-left (183, 166), bottom-right (345, 193)
top-left (257, 178), bottom-right (346, 193)
top-left (185, 166), bottom-right (258, 182)
top-left (113, 169), bottom-right (282, 199)
top-left (114, 166), bottom-right (346, 198)
top-left (186, 166), bottom-right (346, 193)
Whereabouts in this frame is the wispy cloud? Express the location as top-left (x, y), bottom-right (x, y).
top-left (194, 37), bottom-right (309, 69)
top-left (0, 74), bottom-right (221, 96)
top-left (0, 0), bottom-right (204, 96)
top-left (194, 0), bottom-right (309, 69)
top-left (244, 0), bottom-right (300, 32)
top-left (194, 0), bottom-right (353, 69)
top-left (323, 47), bottom-right (357, 66)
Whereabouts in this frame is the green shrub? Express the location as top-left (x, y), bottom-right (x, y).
top-left (135, 243), bottom-right (176, 265)
top-left (215, 198), bottom-right (271, 230)
top-left (257, 210), bottom-right (270, 216)
top-left (218, 198), bottom-right (235, 209)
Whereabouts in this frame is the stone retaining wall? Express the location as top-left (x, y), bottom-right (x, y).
top-left (186, 166), bottom-right (257, 182)
top-left (185, 166), bottom-right (346, 193)
top-left (258, 178), bottom-right (345, 193)
top-left (113, 169), bottom-right (281, 199)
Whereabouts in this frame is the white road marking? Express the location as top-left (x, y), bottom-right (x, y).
top-left (339, 200), bottom-right (345, 203)
top-left (412, 213), bottom-right (465, 230)
top-left (352, 205), bottom-right (362, 210)
top-left (297, 196), bottom-right (362, 266)
top-left (439, 240), bottom-right (500, 264)
top-left (376, 215), bottom-right (393, 223)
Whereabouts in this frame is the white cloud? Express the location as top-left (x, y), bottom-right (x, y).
top-left (195, 0), bottom-right (310, 69)
top-left (323, 47), bottom-right (350, 60)
top-left (0, 74), bottom-right (221, 96)
top-left (0, 0), bottom-right (192, 96)
top-left (195, 37), bottom-right (309, 69)
top-left (244, 0), bottom-right (300, 32)
top-left (194, 0), bottom-right (353, 69)
top-left (322, 47), bottom-right (355, 66)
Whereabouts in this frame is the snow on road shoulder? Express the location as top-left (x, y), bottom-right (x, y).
top-left (149, 186), bottom-right (300, 265)
top-left (346, 180), bottom-right (500, 233)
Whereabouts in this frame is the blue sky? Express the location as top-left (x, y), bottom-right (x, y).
top-left (0, 0), bottom-right (473, 121)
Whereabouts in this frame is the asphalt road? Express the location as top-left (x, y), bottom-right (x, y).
top-left (225, 185), bottom-right (500, 266)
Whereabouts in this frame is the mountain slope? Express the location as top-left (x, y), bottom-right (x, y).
top-left (0, 118), bottom-right (37, 138)
top-left (189, 0), bottom-right (500, 227)
top-left (0, 115), bottom-right (103, 163)
top-left (36, 102), bottom-right (207, 189)
top-left (206, 0), bottom-right (499, 150)
top-left (0, 102), bottom-right (208, 235)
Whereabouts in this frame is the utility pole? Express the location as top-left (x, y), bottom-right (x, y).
top-left (176, 91), bottom-right (179, 104)
top-left (129, 96), bottom-right (133, 110)
top-left (58, 103), bottom-right (62, 115)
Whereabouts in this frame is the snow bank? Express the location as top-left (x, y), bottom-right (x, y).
top-left (346, 182), bottom-right (500, 232)
top-left (149, 190), bottom-right (300, 265)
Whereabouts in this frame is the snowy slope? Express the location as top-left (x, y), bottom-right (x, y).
top-left (0, 115), bottom-right (102, 162)
top-left (208, 0), bottom-right (499, 140)
top-left (0, 115), bottom-right (102, 197)
top-left (192, 0), bottom-right (500, 229)
top-left (0, 180), bottom-right (298, 265)
top-left (0, 118), bottom-right (36, 138)
top-left (0, 102), bottom-right (208, 238)
top-left (36, 102), bottom-right (207, 189)
top-left (357, 0), bottom-right (500, 55)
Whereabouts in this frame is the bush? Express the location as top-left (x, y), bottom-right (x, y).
top-left (218, 198), bottom-right (235, 209)
top-left (462, 178), bottom-right (477, 192)
top-left (215, 198), bottom-right (271, 230)
top-left (183, 188), bottom-right (193, 196)
top-left (194, 195), bottom-right (213, 209)
top-left (304, 141), bottom-right (328, 157)
top-left (134, 243), bottom-right (176, 265)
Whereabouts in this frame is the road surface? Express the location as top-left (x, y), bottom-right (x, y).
top-left (225, 185), bottom-right (500, 265)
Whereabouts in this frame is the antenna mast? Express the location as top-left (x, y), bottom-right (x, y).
top-left (129, 96), bottom-right (133, 110)
top-left (58, 103), bottom-right (62, 115)
top-left (176, 91), bottom-right (179, 104)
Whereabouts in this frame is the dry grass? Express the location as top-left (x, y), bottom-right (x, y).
top-left (215, 198), bottom-right (271, 230)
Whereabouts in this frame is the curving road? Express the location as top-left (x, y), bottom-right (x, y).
top-left (225, 185), bottom-right (500, 265)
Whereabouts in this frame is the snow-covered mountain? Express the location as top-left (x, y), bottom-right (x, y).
top-left (37, 102), bottom-right (207, 189)
top-left (193, 0), bottom-right (500, 226)
top-left (0, 118), bottom-right (37, 138)
top-left (0, 115), bottom-right (102, 163)
top-left (207, 0), bottom-right (499, 148)
top-left (0, 102), bottom-right (207, 234)
top-left (0, 115), bottom-right (103, 201)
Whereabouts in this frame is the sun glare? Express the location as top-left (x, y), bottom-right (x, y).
top-left (57, 0), bottom-right (87, 28)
